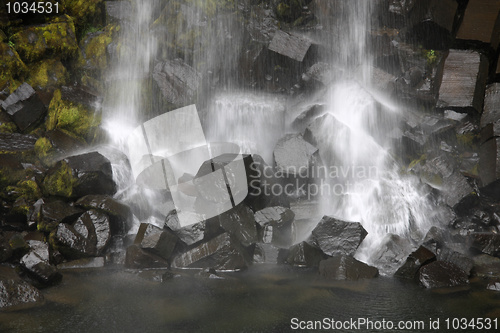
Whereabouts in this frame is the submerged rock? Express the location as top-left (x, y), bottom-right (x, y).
top-left (172, 233), bottom-right (250, 271)
top-left (470, 233), bottom-right (500, 257)
top-left (319, 256), bottom-right (379, 280)
top-left (309, 216), bottom-right (367, 256)
top-left (419, 260), bottom-right (469, 289)
top-left (0, 83), bottom-right (46, 132)
top-left (0, 266), bottom-right (44, 310)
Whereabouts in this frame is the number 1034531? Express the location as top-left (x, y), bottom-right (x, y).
top-left (6, 2), bottom-right (59, 14)
top-left (445, 318), bottom-right (498, 330)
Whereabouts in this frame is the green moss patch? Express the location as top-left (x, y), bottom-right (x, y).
top-left (43, 160), bottom-right (78, 198)
top-left (27, 59), bottom-right (68, 90)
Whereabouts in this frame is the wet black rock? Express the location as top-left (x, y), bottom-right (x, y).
top-left (269, 31), bottom-right (312, 63)
top-left (436, 50), bottom-right (488, 114)
top-left (419, 260), bottom-right (469, 289)
top-left (274, 133), bottom-right (318, 179)
top-left (370, 234), bottom-right (412, 274)
top-left (152, 59), bottom-right (201, 107)
top-left (134, 223), bottom-right (178, 261)
top-left (0, 132), bottom-right (37, 154)
top-left (37, 200), bottom-right (84, 232)
top-left (437, 247), bottom-right (474, 276)
top-left (290, 104), bottom-right (327, 132)
top-left (44, 152), bottom-right (117, 198)
top-left (0, 266), bottom-right (44, 310)
top-left (254, 206), bottom-right (295, 246)
top-left (217, 204), bottom-right (257, 247)
top-left (105, 1), bottom-right (132, 23)
top-left (319, 256), bottom-right (379, 281)
top-left (470, 233), bottom-right (500, 257)
top-left (20, 240), bottom-right (61, 286)
top-left (172, 233), bottom-right (250, 271)
top-left (125, 244), bottom-right (169, 269)
top-left (60, 85), bottom-right (102, 110)
top-left (441, 171), bottom-right (474, 208)
top-left (76, 195), bottom-right (132, 232)
top-left (0, 83), bottom-right (46, 132)
top-left (310, 216), bottom-right (367, 256)
top-left (282, 241), bottom-right (326, 267)
top-left (395, 246), bottom-right (436, 280)
top-left (50, 210), bottom-right (111, 259)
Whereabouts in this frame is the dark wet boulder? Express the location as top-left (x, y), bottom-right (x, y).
top-left (472, 254), bottom-right (500, 278)
top-left (152, 59), bottom-right (201, 107)
top-left (456, 0), bottom-right (500, 50)
top-left (0, 266), bottom-right (44, 311)
top-left (254, 206), bottom-right (295, 247)
top-left (76, 195), bottom-right (132, 232)
top-left (133, 223), bottom-right (178, 261)
top-left (469, 233), bottom-right (500, 257)
top-left (125, 244), bottom-right (169, 269)
top-left (290, 104), bottom-right (327, 132)
top-left (60, 85), bottom-right (103, 110)
top-left (319, 256), bottom-right (379, 281)
top-left (370, 234), bottom-right (412, 275)
top-left (172, 233), bottom-right (250, 271)
top-left (437, 247), bottom-right (474, 276)
top-left (217, 204), bottom-right (257, 247)
top-left (170, 218), bottom-right (208, 246)
top-left (37, 200), bottom-right (84, 232)
top-left (301, 63), bottom-right (336, 89)
top-left (395, 246), bottom-right (436, 280)
top-left (419, 261), bottom-right (469, 289)
top-left (0, 83), bottom-right (46, 132)
top-left (105, 1), bottom-right (132, 23)
top-left (20, 240), bottom-right (61, 287)
top-left (268, 30), bottom-right (313, 63)
top-left (440, 171), bottom-right (474, 208)
top-left (0, 132), bottom-right (37, 155)
top-left (309, 216), bottom-right (367, 256)
top-left (282, 241), bottom-right (326, 267)
top-left (43, 152), bottom-right (116, 198)
top-left (436, 50), bottom-right (488, 114)
top-left (50, 210), bottom-right (111, 259)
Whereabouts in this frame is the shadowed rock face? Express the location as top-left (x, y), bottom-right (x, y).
top-left (419, 261), bottom-right (469, 289)
top-left (319, 256), bottom-right (379, 280)
top-left (0, 83), bottom-right (46, 133)
top-left (0, 266), bottom-right (44, 310)
top-left (309, 216), bottom-right (367, 256)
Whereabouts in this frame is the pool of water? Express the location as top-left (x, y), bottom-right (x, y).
top-left (1, 266), bottom-right (499, 333)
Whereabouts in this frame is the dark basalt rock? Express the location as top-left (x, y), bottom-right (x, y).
top-left (395, 246), bottom-right (436, 280)
top-left (76, 195), bottom-right (132, 232)
top-left (254, 206), bottom-right (295, 247)
top-left (273, 133), bottom-right (318, 177)
top-left (0, 132), bottom-right (37, 153)
top-left (0, 266), bottom-right (44, 310)
top-left (268, 30), bottom-right (312, 63)
top-left (437, 247), bottom-right (474, 276)
top-left (253, 243), bottom-right (281, 264)
top-left (441, 171), bottom-right (474, 208)
top-left (60, 85), bottom-right (102, 110)
top-left (105, 1), bottom-right (133, 24)
top-left (310, 216), bottom-right (367, 256)
top-left (470, 233), bottom-right (500, 257)
top-left (282, 241), bottom-right (326, 267)
top-left (479, 138), bottom-right (500, 195)
top-left (37, 200), bottom-right (84, 232)
top-left (125, 244), bottom-right (169, 269)
top-left (19, 240), bottom-right (61, 287)
top-left (319, 256), bottom-right (379, 280)
top-left (217, 204), bottom-right (257, 247)
top-left (436, 50), bottom-right (488, 114)
top-left (419, 260), bottom-right (469, 289)
top-left (133, 223), bottom-right (178, 261)
top-left (152, 59), bottom-right (201, 107)
top-left (370, 234), bottom-right (412, 274)
top-left (0, 83), bottom-right (46, 133)
top-left (472, 254), bottom-right (500, 278)
top-left (172, 233), bottom-right (250, 271)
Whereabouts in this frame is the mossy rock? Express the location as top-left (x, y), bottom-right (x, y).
top-left (0, 42), bottom-right (27, 92)
top-left (34, 137), bottom-right (55, 165)
top-left (77, 24), bottom-right (120, 73)
top-left (46, 89), bottom-right (101, 143)
top-left (0, 111), bottom-right (17, 133)
top-left (10, 15), bottom-right (79, 62)
top-left (27, 59), bottom-right (68, 90)
top-left (43, 160), bottom-right (78, 198)
top-left (6, 179), bottom-right (42, 205)
top-left (62, 0), bottom-right (104, 30)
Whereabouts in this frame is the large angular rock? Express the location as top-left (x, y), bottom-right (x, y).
top-left (43, 152), bottom-right (117, 198)
top-left (481, 83), bottom-right (500, 130)
top-left (105, 1), bottom-right (132, 23)
top-left (282, 241), bottom-right (326, 267)
top-left (441, 171), bottom-right (474, 208)
top-left (254, 206), bottom-right (295, 246)
top-left (395, 246), bottom-right (436, 280)
top-left (437, 247), bottom-right (474, 276)
top-left (472, 254), bottom-right (500, 278)
top-left (268, 30), bottom-right (312, 63)
top-left (217, 204), bottom-right (257, 247)
top-left (76, 194), bottom-right (132, 232)
top-left (37, 200), bottom-right (84, 232)
top-left (0, 83), bottom-right (46, 132)
top-left (274, 134), bottom-right (318, 177)
top-left (470, 233), bottom-right (500, 257)
top-left (419, 260), bottom-right (469, 289)
top-left (0, 266), bottom-right (44, 310)
top-left (125, 244), bottom-right (169, 269)
top-left (310, 216), bottom-right (367, 256)
top-left (152, 59), bottom-right (201, 107)
top-left (319, 256), bottom-right (379, 280)
top-left (133, 223), bottom-right (178, 261)
top-left (437, 50), bottom-right (488, 113)
top-left (20, 240), bottom-right (61, 286)
top-left (290, 104), bottom-right (327, 132)
top-left (456, 0), bottom-right (500, 50)
top-left (172, 233), bottom-right (250, 271)
top-left (0, 132), bottom-right (37, 154)
top-left (369, 234), bottom-right (412, 275)
top-left (253, 243), bottom-right (280, 264)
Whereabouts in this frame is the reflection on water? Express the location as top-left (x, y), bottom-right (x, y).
top-left (1, 267), bottom-right (499, 333)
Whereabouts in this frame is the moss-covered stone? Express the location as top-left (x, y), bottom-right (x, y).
top-left (62, 0), bottom-right (103, 30)
top-left (0, 112), bottom-right (17, 133)
top-left (46, 89), bottom-right (101, 142)
top-left (78, 24), bottom-right (120, 72)
top-left (10, 16), bottom-right (79, 62)
top-left (43, 160), bottom-right (78, 198)
top-left (0, 42), bottom-right (27, 92)
top-left (6, 179), bottom-right (42, 203)
top-left (26, 59), bottom-right (68, 90)
top-left (34, 137), bottom-right (55, 165)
